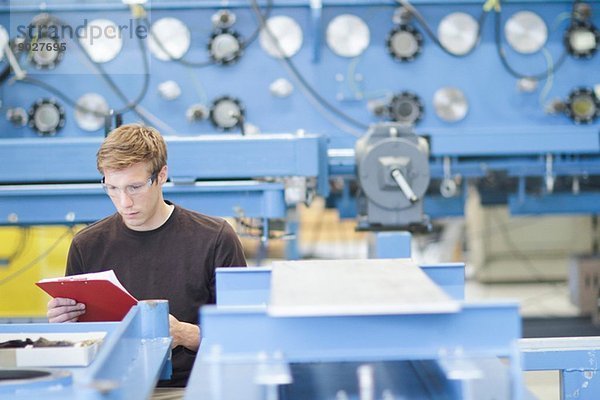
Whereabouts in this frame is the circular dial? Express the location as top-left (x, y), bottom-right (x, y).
top-left (388, 92), bottom-right (424, 125)
top-left (565, 87), bottom-right (599, 124)
top-left (504, 11), bottom-right (548, 54)
top-left (259, 16), bottom-right (303, 59)
top-left (27, 14), bottom-right (64, 69)
top-left (28, 36), bottom-right (64, 69)
top-left (208, 29), bottom-right (243, 64)
top-left (75, 93), bottom-right (109, 131)
top-left (186, 103), bottom-right (209, 122)
top-left (386, 25), bottom-right (423, 62)
top-left (148, 17), bottom-right (191, 61)
top-left (212, 10), bottom-right (236, 29)
top-left (438, 12), bottom-right (479, 56)
top-left (209, 96), bottom-right (245, 130)
top-left (433, 87), bottom-right (468, 122)
top-left (79, 19), bottom-right (123, 63)
top-left (565, 21), bottom-right (599, 59)
top-left (326, 14), bottom-right (370, 58)
top-left (28, 99), bottom-right (65, 136)
top-left (6, 107), bottom-right (28, 127)
top-left (358, 137), bottom-right (430, 211)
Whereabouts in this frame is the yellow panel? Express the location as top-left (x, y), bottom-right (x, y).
top-left (0, 226), bottom-right (83, 318)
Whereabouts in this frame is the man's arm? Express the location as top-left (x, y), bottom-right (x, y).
top-left (214, 220), bottom-right (247, 268)
top-left (169, 314), bottom-right (200, 351)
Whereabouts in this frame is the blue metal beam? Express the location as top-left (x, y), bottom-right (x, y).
top-left (429, 127), bottom-right (599, 156)
top-left (0, 301), bottom-right (172, 400)
top-left (199, 303), bottom-right (520, 362)
top-left (509, 193), bottom-right (600, 215)
top-left (520, 337), bottom-right (600, 400)
top-left (215, 263), bottom-right (465, 307)
top-left (0, 181), bottom-right (286, 224)
top-left (0, 134), bottom-right (327, 184)
top-left (520, 337), bottom-right (600, 371)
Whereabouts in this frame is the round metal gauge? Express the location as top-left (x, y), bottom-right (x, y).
top-left (28, 99), bottom-right (65, 136)
top-left (388, 92), bottom-right (424, 125)
top-left (259, 16), bottom-right (303, 59)
top-left (30, 13), bottom-right (58, 31)
top-left (433, 87), bottom-right (468, 122)
top-left (504, 11), bottom-right (548, 54)
top-left (28, 35), bottom-right (64, 69)
top-left (438, 12), bottom-right (479, 56)
top-left (326, 14), bottom-right (370, 58)
top-left (209, 96), bottom-right (244, 130)
top-left (208, 29), bottom-right (243, 64)
top-left (75, 93), bottom-right (109, 131)
top-left (148, 17), bottom-right (191, 61)
top-left (27, 14), bottom-right (63, 69)
top-left (386, 25), bottom-right (423, 61)
top-left (78, 19), bottom-right (123, 63)
top-left (186, 103), bottom-right (209, 122)
top-left (564, 21), bottom-right (599, 59)
top-left (212, 10), bottom-right (236, 29)
top-left (565, 87), bottom-right (599, 124)
top-left (6, 107), bottom-right (28, 127)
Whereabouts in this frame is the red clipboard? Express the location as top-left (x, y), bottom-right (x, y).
top-left (36, 271), bottom-right (138, 322)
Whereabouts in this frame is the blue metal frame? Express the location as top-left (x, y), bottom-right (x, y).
top-left (215, 262), bottom-right (465, 307)
top-left (368, 231), bottom-right (412, 258)
top-left (0, 134), bottom-right (327, 184)
top-left (188, 302), bottom-right (522, 399)
top-left (0, 300), bottom-right (172, 400)
top-left (0, 0), bottom-right (598, 220)
top-left (0, 181), bottom-right (287, 224)
top-left (521, 337), bottom-right (600, 400)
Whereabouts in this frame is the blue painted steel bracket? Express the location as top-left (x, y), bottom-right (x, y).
top-left (368, 231), bottom-right (413, 259)
top-left (0, 300), bottom-right (172, 400)
top-left (520, 337), bottom-right (600, 371)
top-left (520, 337), bottom-right (600, 400)
top-left (198, 302), bottom-right (520, 363)
top-left (428, 127), bottom-right (600, 157)
top-left (189, 302), bottom-right (522, 399)
top-left (215, 262), bottom-right (465, 307)
top-left (0, 181), bottom-right (286, 224)
top-left (196, 261), bottom-right (522, 399)
top-left (509, 193), bottom-right (600, 216)
top-left (0, 134), bottom-right (327, 185)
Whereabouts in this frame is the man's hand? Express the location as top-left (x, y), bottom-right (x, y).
top-left (47, 298), bottom-right (86, 323)
top-left (169, 314), bottom-right (201, 351)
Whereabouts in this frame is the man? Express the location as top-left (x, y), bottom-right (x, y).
top-left (46, 124), bottom-right (247, 387)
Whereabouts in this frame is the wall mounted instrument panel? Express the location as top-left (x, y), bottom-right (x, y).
top-left (0, 0), bottom-right (597, 223)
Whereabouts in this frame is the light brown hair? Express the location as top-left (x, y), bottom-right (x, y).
top-left (97, 124), bottom-right (167, 175)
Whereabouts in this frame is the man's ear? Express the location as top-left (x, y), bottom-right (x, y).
top-left (158, 165), bottom-right (168, 184)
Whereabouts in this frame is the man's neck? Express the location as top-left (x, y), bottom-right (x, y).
top-left (154, 201), bottom-right (175, 229)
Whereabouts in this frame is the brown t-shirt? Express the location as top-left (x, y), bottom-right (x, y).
top-left (66, 201), bottom-right (247, 386)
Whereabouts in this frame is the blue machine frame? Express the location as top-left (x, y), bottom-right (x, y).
top-left (199, 263), bottom-right (600, 399)
top-left (0, 0), bottom-right (597, 222)
top-left (186, 262), bottom-right (525, 399)
top-left (0, 300), bottom-right (172, 400)
top-left (0, 134), bottom-right (328, 224)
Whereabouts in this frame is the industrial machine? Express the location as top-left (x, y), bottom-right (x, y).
top-left (0, 0), bottom-right (599, 397)
top-left (185, 260), bottom-right (600, 400)
top-left (189, 260), bottom-right (524, 400)
top-left (355, 123), bottom-right (430, 230)
top-left (0, 0), bottom-right (596, 227)
top-left (0, 300), bottom-right (172, 400)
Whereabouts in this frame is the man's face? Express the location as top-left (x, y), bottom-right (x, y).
top-left (102, 162), bottom-right (167, 231)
